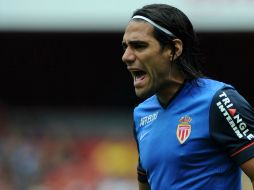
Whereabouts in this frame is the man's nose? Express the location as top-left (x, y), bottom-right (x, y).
top-left (122, 47), bottom-right (135, 65)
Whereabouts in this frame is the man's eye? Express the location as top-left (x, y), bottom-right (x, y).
top-left (134, 44), bottom-right (147, 49)
top-left (122, 43), bottom-right (127, 51)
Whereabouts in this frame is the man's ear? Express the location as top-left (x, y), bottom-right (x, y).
top-left (172, 39), bottom-right (183, 60)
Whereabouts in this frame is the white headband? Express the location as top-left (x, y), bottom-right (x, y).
top-left (132, 15), bottom-right (175, 37)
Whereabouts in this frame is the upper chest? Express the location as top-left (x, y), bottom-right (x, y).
top-left (134, 95), bottom-right (218, 169)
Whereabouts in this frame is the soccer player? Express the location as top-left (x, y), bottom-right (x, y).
top-left (121, 4), bottom-right (254, 190)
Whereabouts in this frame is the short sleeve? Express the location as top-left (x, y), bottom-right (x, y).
top-left (210, 87), bottom-right (254, 165)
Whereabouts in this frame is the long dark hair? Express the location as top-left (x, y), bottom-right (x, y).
top-left (132, 4), bottom-right (204, 81)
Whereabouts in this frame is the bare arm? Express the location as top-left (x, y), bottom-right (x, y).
top-left (139, 182), bottom-right (150, 190)
top-left (241, 157), bottom-right (254, 189)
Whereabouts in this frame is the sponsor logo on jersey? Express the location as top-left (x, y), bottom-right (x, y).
top-left (139, 112), bottom-right (158, 127)
top-left (176, 115), bottom-right (192, 144)
top-left (139, 130), bottom-right (150, 141)
top-left (216, 91), bottom-right (254, 140)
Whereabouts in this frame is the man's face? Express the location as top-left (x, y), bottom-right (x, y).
top-left (122, 20), bottom-right (173, 99)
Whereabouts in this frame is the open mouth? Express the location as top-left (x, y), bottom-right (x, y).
top-left (133, 70), bottom-right (146, 81)
top-left (131, 70), bottom-right (147, 88)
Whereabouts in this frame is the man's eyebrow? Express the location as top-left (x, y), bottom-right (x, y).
top-left (122, 40), bottom-right (148, 46)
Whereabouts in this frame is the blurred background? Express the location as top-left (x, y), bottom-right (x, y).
top-left (0, 0), bottom-right (253, 189)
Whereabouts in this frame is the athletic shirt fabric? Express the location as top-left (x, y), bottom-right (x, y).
top-left (133, 78), bottom-right (254, 190)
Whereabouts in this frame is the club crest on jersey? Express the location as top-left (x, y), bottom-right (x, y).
top-left (176, 115), bottom-right (192, 144)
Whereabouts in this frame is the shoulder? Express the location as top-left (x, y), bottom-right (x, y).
top-left (196, 78), bottom-right (231, 90)
top-left (182, 78), bottom-right (232, 104)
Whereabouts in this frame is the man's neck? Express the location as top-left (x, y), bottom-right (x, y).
top-left (156, 78), bottom-right (185, 108)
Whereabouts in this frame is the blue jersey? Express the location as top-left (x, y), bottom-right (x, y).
top-left (133, 78), bottom-right (254, 190)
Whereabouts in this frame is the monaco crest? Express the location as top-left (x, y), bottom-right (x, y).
top-left (176, 115), bottom-right (192, 144)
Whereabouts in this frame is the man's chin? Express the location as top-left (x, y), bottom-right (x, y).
top-left (135, 88), bottom-right (153, 99)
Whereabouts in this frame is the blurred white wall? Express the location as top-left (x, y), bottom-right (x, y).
top-left (0, 0), bottom-right (254, 32)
